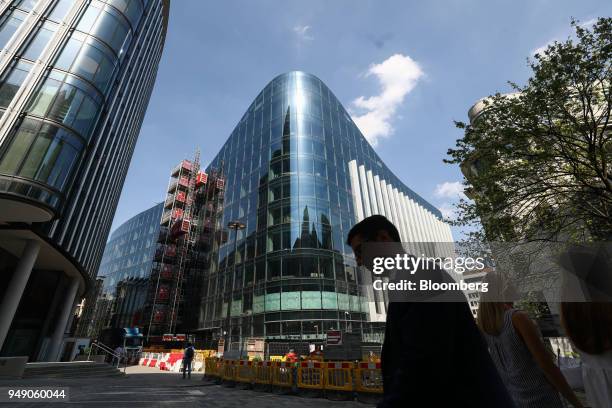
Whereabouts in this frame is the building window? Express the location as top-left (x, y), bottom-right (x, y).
top-left (0, 8), bottom-right (27, 50)
top-left (0, 118), bottom-right (84, 190)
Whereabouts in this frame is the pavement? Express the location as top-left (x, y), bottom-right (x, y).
top-left (0, 365), bottom-right (375, 407)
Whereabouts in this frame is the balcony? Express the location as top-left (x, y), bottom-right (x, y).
top-left (160, 210), bottom-right (172, 225)
top-left (168, 176), bottom-right (190, 193)
top-left (171, 160), bottom-right (193, 177)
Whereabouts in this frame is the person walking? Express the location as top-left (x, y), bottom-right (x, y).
top-left (346, 215), bottom-right (514, 407)
top-left (112, 345), bottom-right (123, 367)
top-left (182, 343), bottom-right (195, 379)
top-left (478, 273), bottom-right (583, 408)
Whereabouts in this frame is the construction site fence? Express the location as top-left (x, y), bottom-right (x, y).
top-left (138, 350), bottom-right (214, 373)
top-left (203, 358), bottom-right (383, 398)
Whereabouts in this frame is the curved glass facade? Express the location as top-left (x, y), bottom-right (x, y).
top-left (199, 71), bottom-right (446, 342)
top-left (98, 202), bottom-right (163, 328)
top-left (0, 0), bottom-right (169, 279)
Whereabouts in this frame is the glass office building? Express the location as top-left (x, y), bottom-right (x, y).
top-left (97, 202), bottom-right (162, 328)
top-left (99, 202), bottom-right (163, 285)
top-left (198, 71), bottom-right (452, 344)
top-left (0, 0), bottom-right (168, 360)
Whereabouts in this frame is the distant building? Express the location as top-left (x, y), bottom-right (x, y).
top-left (93, 202), bottom-right (163, 331)
top-left (0, 0), bottom-right (169, 361)
top-left (462, 267), bottom-right (492, 318)
top-left (463, 97), bottom-right (566, 334)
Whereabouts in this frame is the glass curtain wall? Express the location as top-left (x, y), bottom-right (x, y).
top-left (199, 71), bottom-right (429, 342)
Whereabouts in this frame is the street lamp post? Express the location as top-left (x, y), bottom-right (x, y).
top-left (344, 311), bottom-right (350, 333)
top-left (225, 220), bottom-right (245, 354)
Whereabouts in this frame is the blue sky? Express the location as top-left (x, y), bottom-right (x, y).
top-left (110, 0), bottom-right (611, 238)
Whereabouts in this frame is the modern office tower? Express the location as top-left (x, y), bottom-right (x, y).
top-left (0, 0), bottom-right (169, 360)
top-left (196, 71), bottom-right (453, 347)
top-left (85, 202), bottom-right (163, 332)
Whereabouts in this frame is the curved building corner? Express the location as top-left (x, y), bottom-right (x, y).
top-left (0, 0), bottom-right (169, 361)
top-left (195, 71), bottom-right (454, 347)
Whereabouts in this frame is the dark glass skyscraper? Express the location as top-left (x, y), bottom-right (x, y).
top-left (0, 0), bottom-right (169, 361)
top-left (197, 71), bottom-right (452, 345)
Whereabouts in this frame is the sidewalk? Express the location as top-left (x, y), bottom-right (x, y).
top-left (0, 365), bottom-right (373, 407)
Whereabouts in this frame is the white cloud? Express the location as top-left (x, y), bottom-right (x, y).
top-left (293, 25), bottom-right (314, 41)
top-left (350, 54), bottom-right (424, 146)
top-left (434, 181), bottom-right (466, 200)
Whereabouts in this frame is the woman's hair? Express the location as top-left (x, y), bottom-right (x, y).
top-left (561, 302), bottom-right (612, 355)
top-left (477, 301), bottom-right (506, 336)
top-left (476, 272), bottom-right (518, 336)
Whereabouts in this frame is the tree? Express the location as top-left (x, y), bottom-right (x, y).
top-left (447, 18), bottom-right (612, 243)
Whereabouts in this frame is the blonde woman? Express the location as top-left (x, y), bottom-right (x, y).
top-left (477, 273), bottom-right (583, 408)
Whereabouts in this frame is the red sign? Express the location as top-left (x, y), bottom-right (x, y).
top-left (196, 172), bottom-right (208, 186)
top-left (181, 219), bottom-right (190, 232)
top-left (176, 191), bottom-right (186, 202)
top-left (181, 160), bottom-right (193, 171)
top-left (216, 178), bottom-right (225, 190)
top-left (162, 334), bottom-right (186, 342)
top-left (326, 330), bottom-right (342, 346)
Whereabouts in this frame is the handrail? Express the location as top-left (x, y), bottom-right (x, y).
top-left (87, 341), bottom-right (127, 374)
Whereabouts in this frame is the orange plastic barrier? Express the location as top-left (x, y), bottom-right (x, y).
top-left (355, 362), bottom-right (383, 394)
top-left (324, 362), bottom-right (353, 392)
top-left (253, 361), bottom-right (273, 385)
top-left (222, 359), bottom-right (237, 382)
top-left (204, 357), bottom-right (219, 379)
top-left (236, 360), bottom-right (253, 384)
top-left (297, 361), bottom-right (323, 390)
top-left (272, 361), bottom-right (293, 388)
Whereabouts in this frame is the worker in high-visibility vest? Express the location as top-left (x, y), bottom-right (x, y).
top-left (284, 349), bottom-right (298, 363)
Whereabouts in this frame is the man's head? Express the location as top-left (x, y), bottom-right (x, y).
top-left (346, 215), bottom-right (400, 265)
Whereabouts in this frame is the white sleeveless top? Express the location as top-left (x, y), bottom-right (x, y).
top-left (483, 309), bottom-right (563, 408)
top-left (581, 350), bottom-right (612, 408)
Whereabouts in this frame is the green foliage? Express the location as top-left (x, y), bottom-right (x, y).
top-left (447, 18), bottom-right (612, 243)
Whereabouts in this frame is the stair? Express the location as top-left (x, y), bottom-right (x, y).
top-left (23, 362), bottom-right (125, 379)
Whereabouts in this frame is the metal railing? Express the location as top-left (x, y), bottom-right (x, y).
top-left (87, 341), bottom-right (127, 374)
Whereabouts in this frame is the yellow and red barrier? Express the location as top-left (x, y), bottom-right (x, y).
top-left (297, 361), bottom-right (323, 390)
top-left (222, 359), bottom-right (237, 382)
top-left (236, 360), bottom-right (253, 385)
top-left (355, 362), bottom-right (383, 394)
top-left (272, 361), bottom-right (293, 389)
top-left (253, 361), bottom-right (273, 386)
top-left (154, 356), bottom-right (383, 400)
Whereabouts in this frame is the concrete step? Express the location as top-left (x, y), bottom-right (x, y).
top-left (23, 362), bottom-right (125, 379)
